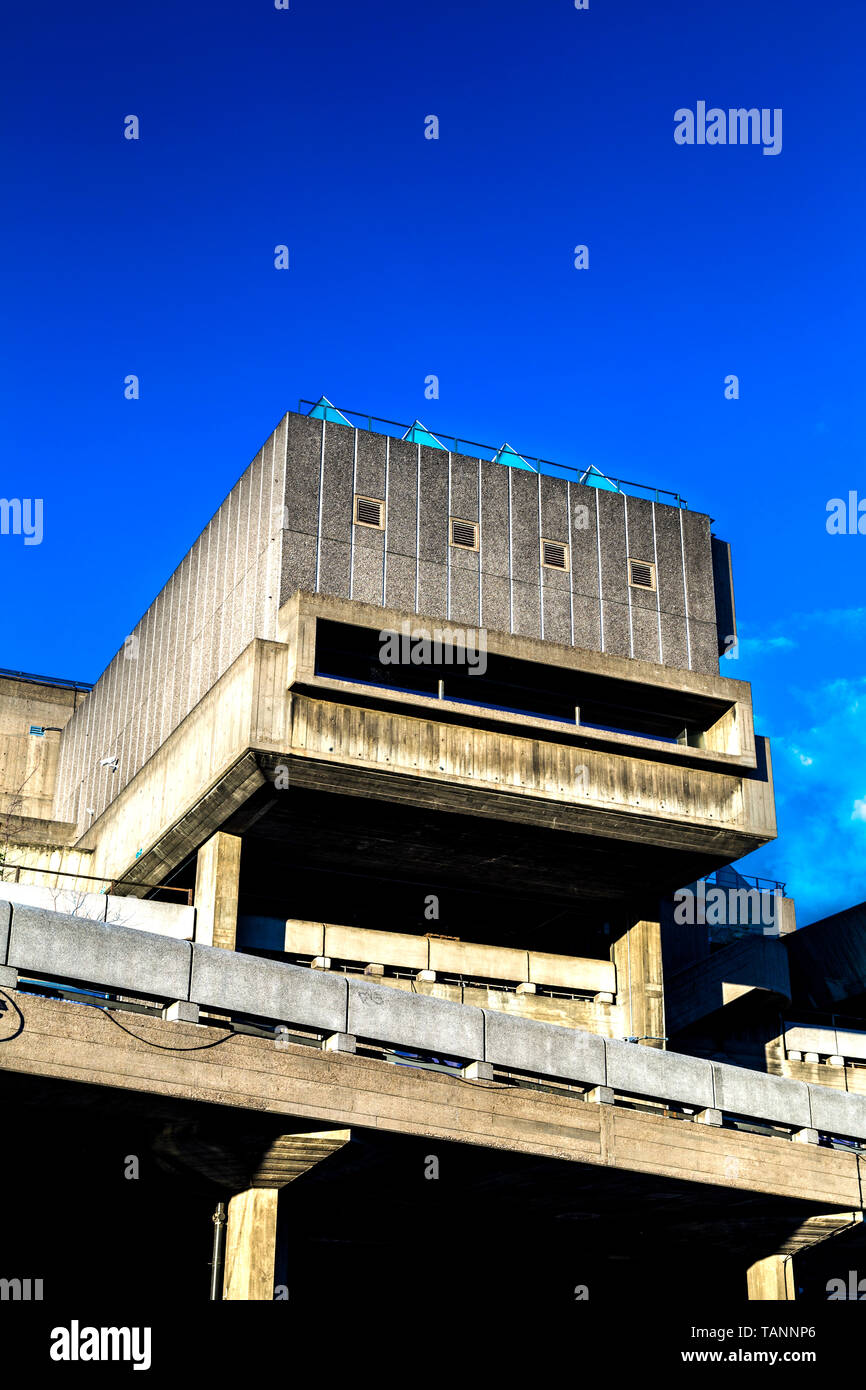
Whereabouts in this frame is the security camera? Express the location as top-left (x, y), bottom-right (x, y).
top-left (99, 756), bottom-right (119, 772)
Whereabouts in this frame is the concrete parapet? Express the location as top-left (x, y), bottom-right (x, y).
top-left (347, 976), bottom-right (484, 1059)
top-left (712, 1061), bottom-right (812, 1130)
top-left (605, 1037), bottom-right (714, 1109)
top-left (528, 950), bottom-right (615, 995)
top-left (807, 1083), bottom-right (866, 1141)
top-left (7, 902), bottom-right (191, 1001)
top-left (483, 1010), bottom-right (606, 1086)
top-left (190, 943), bottom-right (348, 1033)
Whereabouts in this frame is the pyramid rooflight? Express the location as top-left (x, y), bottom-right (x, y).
top-left (491, 442), bottom-right (537, 472)
top-left (307, 396), bottom-right (353, 426)
top-left (578, 464), bottom-right (621, 493)
top-left (401, 420), bottom-right (446, 449)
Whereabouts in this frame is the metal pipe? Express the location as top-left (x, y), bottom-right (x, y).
top-left (210, 1201), bottom-right (227, 1301)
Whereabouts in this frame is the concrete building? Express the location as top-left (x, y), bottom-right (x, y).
top-left (1, 404), bottom-right (863, 1306)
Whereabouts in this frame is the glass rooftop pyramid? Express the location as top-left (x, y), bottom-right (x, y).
top-left (307, 396), bottom-right (352, 426)
top-left (401, 420), bottom-right (446, 449)
top-left (491, 442), bottom-right (537, 472)
top-left (578, 464), bottom-right (621, 492)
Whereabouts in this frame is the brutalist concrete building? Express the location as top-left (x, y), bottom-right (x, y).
top-left (2, 404), bottom-right (864, 1307)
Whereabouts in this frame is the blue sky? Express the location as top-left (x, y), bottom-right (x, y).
top-left (2, 0), bottom-right (864, 922)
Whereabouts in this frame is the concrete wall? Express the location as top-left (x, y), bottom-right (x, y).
top-left (54, 419), bottom-right (289, 835)
top-left (53, 411), bottom-right (723, 842)
top-left (279, 412), bottom-right (720, 674)
top-left (0, 676), bottom-right (84, 821)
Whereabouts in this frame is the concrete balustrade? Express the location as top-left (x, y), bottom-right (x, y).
top-left (605, 1036), bottom-right (715, 1109)
top-left (807, 1084), bottom-right (866, 1140)
top-left (484, 1009), bottom-right (606, 1086)
top-left (711, 1062), bottom-right (812, 1131)
top-left (283, 917), bottom-right (615, 995)
top-left (189, 943), bottom-right (348, 1034)
top-left (0, 880), bottom-right (195, 938)
top-left (786, 1022), bottom-right (866, 1064)
top-left (284, 920), bottom-right (325, 957)
top-left (785, 1024), bottom-right (837, 1057)
top-left (428, 937), bottom-right (527, 983)
top-left (346, 976), bottom-right (484, 1059)
top-left (326, 923), bottom-right (428, 972)
top-left (527, 951), bottom-right (615, 995)
top-left (5, 899), bottom-right (866, 1144)
top-left (5, 903), bottom-right (192, 1002)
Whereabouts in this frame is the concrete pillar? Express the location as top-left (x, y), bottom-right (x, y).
top-left (194, 831), bottom-right (242, 950)
top-left (746, 1254), bottom-right (795, 1301)
top-left (222, 1188), bottom-right (279, 1301)
top-left (612, 919), bottom-right (665, 1048)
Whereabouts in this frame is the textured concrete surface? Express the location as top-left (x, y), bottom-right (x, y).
top-left (5, 903), bottom-right (191, 1000)
top-left (712, 1061), bottom-right (812, 1129)
top-left (346, 974), bottom-right (485, 1059)
top-left (189, 941), bottom-right (348, 1033)
top-left (484, 1009), bottom-right (606, 1085)
top-left (606, 1036), bottom-right (715, 1109)
top-left (54, 410), bottom-right (724, 839)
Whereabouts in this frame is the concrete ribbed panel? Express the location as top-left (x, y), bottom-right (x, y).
top-left (712, 1061), bottom-right (812, 1129)
top-left (190, 942), bottom-right (347, 1033)
top-left (605, 1038), bottom-right (715, 1109)
top-left (347, 976), bottom-right (483, 1059)
top-left (7, 904), bottom-right (191, 1001)
top-left (483, 1011), bottom-right (605, 1086)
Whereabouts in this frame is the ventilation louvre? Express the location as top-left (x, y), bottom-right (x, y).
top-left (354, 495), bottom-right (384, 529)
top-left (450, 518), bottom-right (479, 550)
top-left (541, 539), bottom-right (569, 571)
top-left (628, 558), bottom-right (656, 590)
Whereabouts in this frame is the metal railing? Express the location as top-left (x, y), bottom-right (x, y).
top-left (700, 869), bottom-right (787, 897)
top-left (0, 862), bottom-right (193, 905)
top-left (0, 667), bottom-right (93, 692)
top-left (298, 400), bottom-right (689, 509)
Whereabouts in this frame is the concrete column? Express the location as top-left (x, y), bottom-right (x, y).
top-left (222, 1188), bottom-right (279, 1301)
top-left (194, 831), bottom-right (242, 950)
top-left (746, 1254), bottom-right (795, 1301)
top-left (612, 919), bottom-right (665, 1048)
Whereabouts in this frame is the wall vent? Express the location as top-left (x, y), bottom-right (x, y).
top-left (628, 558), bottom-right (656, 590)
top-left (541, 539), bottom-right (569, 571)
top-left (354, 495), bottom-right (385, 529)
top-left (450, 517), bottom-right (479, 550)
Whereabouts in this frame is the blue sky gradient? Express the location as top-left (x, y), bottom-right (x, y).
top-left (2, 0), bottom-right (864, 921)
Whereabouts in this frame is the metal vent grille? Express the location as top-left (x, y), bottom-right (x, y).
top-left (541, 539), bottom-right (569, 571)
top-left (628, 558), bottom-right (656, 590)
top-left (354, 495), bottom-right (384, 528)
top-left (450, 518), bottom-right (479, 550)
